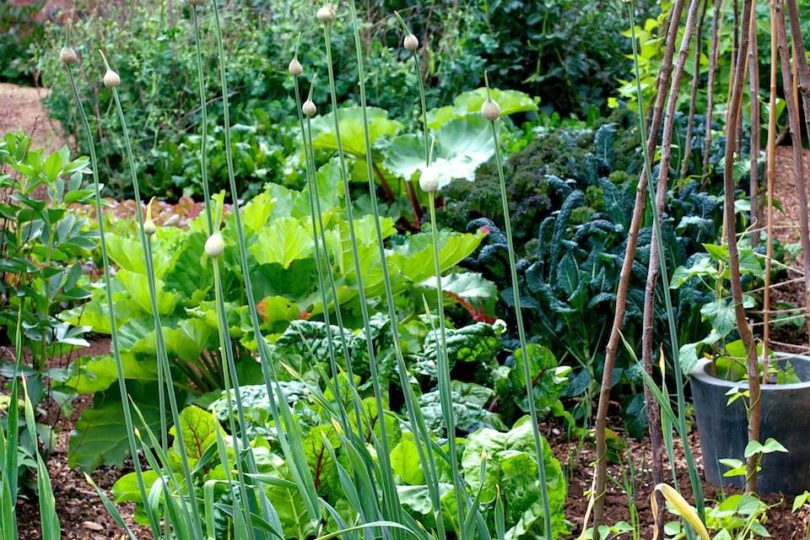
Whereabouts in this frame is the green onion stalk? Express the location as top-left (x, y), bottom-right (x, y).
top-left (482, 73), bottom-right (553, 539)
top-left (99, 49), bottom-right (203, 535)
top-left (61, 39), bottom-right (160, 537)
top-left (626, 1), bottom-right (704, 517)
top-left (347, 1), bottom-right (473, 533)
top-left (317, 2), bottom-right (399, 524)
top-left (289, 54), bottom-right (352, 431)
top-left (304, 95), bottom-right (366, 425)
top-left (206, 0), bottom-right (320, 522)
top-left (393, 11), bottom-right (458, 537)
top-left (186, 2), bottom-right (282, 534)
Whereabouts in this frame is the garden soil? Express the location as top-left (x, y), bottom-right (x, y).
top-left (0, 84), bottom-right (66, 152)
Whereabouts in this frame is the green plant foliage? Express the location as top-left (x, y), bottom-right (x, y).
top-left (68, 382), bottom-right (165, 471)
top-left (461, 416), bottom-right (569, 538)
top-left (61, 165), bottom-right (491, 470)
top-left (0, 132), bottom-right (97, 369)
top-left (671, 236), bottom-right (773, 378)
top-left (0, 1), bottom-right (46, 83)
top-left (450, 112), bottom-right (728, 433)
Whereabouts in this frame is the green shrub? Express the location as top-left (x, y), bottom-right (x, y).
top-left (0, 1), bottom-right (46, 84)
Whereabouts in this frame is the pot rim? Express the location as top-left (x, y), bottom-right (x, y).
top-left (691, 352), bottom-right (810, 391)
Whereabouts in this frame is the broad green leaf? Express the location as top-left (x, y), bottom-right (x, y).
top-left (426, 88), bottom-right (537, 129)
top-left (291, 160), bottom-right (344, 218)
top-left (390, 434), bottom-right (426, 485)
top-left (309, 106), bottom-right (402, 157)
top-left (168, 405), bottom-right (219, 462)
top-left (240, 190), bottom-right (276, 232)
top-left (163, 318), bottom-right (215, 363)
top-left (117, 269), bottom-right (179, 316)
top-left (390, 230), bottom-right (485, 283)
top-left (55, 354), bottom-right (157, 394)
top-left (68, 382), bottom-right (164, 471)
top-left (384, 116), bottom-right (495, 187)
top-left (250, 217), bottom-right (313, 269)
top-left (420, 271), bottom-right (497, 309)
top-left (112, 470), bottom-right (160, 503)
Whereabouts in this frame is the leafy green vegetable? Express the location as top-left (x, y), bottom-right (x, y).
top-left (69, 382), bottom-right (165, 471)
top-left (462, 416), bottom-right (568, 538)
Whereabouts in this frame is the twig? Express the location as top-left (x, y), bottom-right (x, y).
top-left (722, 0), bottom-right (759, 493)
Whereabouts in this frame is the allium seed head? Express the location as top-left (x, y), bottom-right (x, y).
top-left (317, 4), bottom-right (336, 23)
top-left (480, 99), bottom-right (501, 122)
top-left (144, 198), bottom-right (157, 236)
top-left (204, 232), bottom-right (225, 258)
top-left (288, 57), bottom-right (303, 77)
top-left (403, 34), bottom-right (419, 51)
top-left (419, 167), bottom-right (439, 193)
top-left (103, 69), bottom-right (121, 88)
top-left (143, 219), bottom-right (157, 236)
top-left (60, 47), bottom-right (78, 65)
top-left (302, 99), bottom-right (317, 118)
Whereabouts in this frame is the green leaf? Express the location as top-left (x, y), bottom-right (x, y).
top-left (420, 271), bottom-right (497, 310)
top-left (700, 299), bottom-right (736, 338)
top-left (112, 470), bottom-right (160, 503)
top-left (384, 116), bottom-right (495, 187)
top-left (117, 269), bottom-right (179, 316)
top-left (719, 458), bottom-right (747, 478)
top-left (68, 382), bottom-right (164, 471)
top-left (163, 318), bottom-right (215, 363)
top-left (309, 106), bottom-right (401, 158)
top-left (390, 434), bottom-right (426, 485)
top-left (426, 88), bottom-right (537, 129)
top-left (670, 256), bottom-right (717, 289)
top-left (390, 230), bottom-right (485, 283)
top-left (462, 416), bottom-right (567, 538)
top-left (249, 217), bottom-right (313, 269)
top-left (240, 190), bottom-right (276, 233)
top-left (169, 405), bottom-right (219, 463)
top-left (760, 437), bottom-right (788, 455)
top-left (54, 354), bottom-right (157, 394)
top-left (418, 381), bottom-right (506, 436)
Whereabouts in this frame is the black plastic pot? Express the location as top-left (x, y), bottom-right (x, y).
top-left (691, 354), bottom-right (810, 495)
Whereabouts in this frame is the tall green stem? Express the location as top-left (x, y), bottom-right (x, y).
top-left (394, 12), bottom-right (450, 536)
top-left (65, 62), bottom-right (160, 539)
top-left (320, 17), bottom-right (397, 524)
top-left (103, 49), bottom-right (203, 533)
top-left (207, 0), bottom-right (320, 520)
top-left (345, 2), bottom-right (471, 530)
top-left (293, 73), bottom-right (350, 429)
top-left (192, 6), bottom-right (215, 236)
top-left (485, 82), bottom-right (553, 538)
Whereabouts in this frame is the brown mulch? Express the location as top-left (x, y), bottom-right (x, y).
top-left (10, 339), bottom-right (150, 540)
top-left (553, 425), bottom-right (808, 539)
